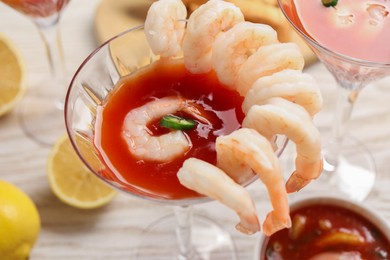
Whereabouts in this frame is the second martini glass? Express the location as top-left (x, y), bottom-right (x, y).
top-left (278, 0), bottom-right (390, 201)
top-left (0, 0), bottom-right (70, 145)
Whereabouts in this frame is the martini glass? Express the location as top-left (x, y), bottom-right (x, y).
top-left (64, 25), bottom-right (288, 259)
top-left (278, 0), bottom-right (390, 201)
top-left (0, 0), bottom-right (70, 145)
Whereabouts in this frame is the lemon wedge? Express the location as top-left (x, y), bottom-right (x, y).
top-left (0, 33), bottom-right (26, 116)
top-left (47, 134), bottom-right (116, 209)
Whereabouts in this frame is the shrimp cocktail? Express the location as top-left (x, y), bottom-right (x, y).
top-left (278, 0), bottom-right (390, 201)
top-left (65, 0), bottom-right (323, 258)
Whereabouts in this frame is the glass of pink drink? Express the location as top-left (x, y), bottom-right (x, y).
top-left (1, 0), bottom-right (70, 145)
top-left (278, 0), bottom-right (390, 201)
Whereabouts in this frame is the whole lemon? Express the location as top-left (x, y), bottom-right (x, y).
top-left (0, 180), bottom-right (41, 260)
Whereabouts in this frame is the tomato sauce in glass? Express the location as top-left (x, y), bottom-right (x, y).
top-left (262, 204), bottom-right (390, 259)
top-left (94, 60), bottom-right (245, 200)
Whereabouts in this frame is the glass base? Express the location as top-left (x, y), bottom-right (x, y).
top-left (18, 86), bottom-right (65, 146)
top-left (321, 134), bottom-right (376, 201)
top-left (134, 213), bottom-right (238, 260)
top-left (285, 133), bottom-right (376, 202)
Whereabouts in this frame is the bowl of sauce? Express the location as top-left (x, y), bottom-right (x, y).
top-left (256, 196), bottom-right (390, 260)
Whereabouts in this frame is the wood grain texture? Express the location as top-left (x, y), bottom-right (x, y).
top-left (0, 0), bottom-right (390, 259)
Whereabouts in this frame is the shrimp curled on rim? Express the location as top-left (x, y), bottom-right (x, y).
top-left (182, 0), bottom-right (244, 74)
top-left (242, 97), bottom-right (323, 193)
top-left (242, 69), bottom-right (323, 117)
top-left (236, 43), bottom-right (305, 96)
top-left (177, 157), bottom-right (261, 235)
top-left (211, 21), bottom-right (279, 90)
top-left (144, 0), bottom-right (187, 57)
top-left (122, 96), bottom-right (207, 163)
top-left (216, 128), bottom-right (291, 236)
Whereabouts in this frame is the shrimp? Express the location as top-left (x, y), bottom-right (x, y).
top-left (216, 128), bottom-right (291, 236)
top-left (182, 0), bottom-right (244, 74)
top-left (242, 98), bottom-right (323, 193)
top-left (177, 157), bottom-right (260, 235)
top-left (309, 252), bottom-right (362, 260)
top-left (242, 69), bottom-right (323, 117)
top-left (236, 43), bottom-right (305, 96)
top-left (122, 96), bottom-right (204, 162)
top-left (211, 21), bottom-right (279, 90)
top-left (144, 0), bottom-right (187, 57)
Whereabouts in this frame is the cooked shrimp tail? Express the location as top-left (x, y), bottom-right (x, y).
top-left (262, 177), bottom-right (293, 236)
top-left (216, 128), bottom-right (291, 235)
top-left (182, 101), bottom-right (212, 125)
top-left (242, 98), bottom-right (323, 193)
top-left (236, 212), bottom-right (262, 235)
top-left (177, 157), bottom-right (260, 235)
top-left (286, 155), bottom-right (324, 193)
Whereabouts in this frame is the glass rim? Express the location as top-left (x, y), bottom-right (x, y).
top-left (64, 23), bottom-right (289, 206)
top-left (277, 0), bottom-right (390, 68)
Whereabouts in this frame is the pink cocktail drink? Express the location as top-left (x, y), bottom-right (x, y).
top-left (1, 0), bottom-right (69, 17)
top-left (287, 0), bottom-right (390, 63)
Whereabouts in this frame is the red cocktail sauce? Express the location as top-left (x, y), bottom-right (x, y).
top-left (94, 60), bottom-right (245, 200)
top-left (262, 204), bottom-right (390, 259)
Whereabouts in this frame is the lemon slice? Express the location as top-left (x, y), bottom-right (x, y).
top-left (47, 134), bottom-right (116, 209)
top-left (0, 33), bottom-right (26, 116)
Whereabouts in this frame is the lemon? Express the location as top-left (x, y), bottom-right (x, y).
top-left (0, 180), bottom-right (40, 260)
top-left (47, 134), bottom-right (116, 209)
top-left (0, 33), bottom-right (27, 116)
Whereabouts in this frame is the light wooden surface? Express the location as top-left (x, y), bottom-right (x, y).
top-left (1, 1), bottom-right (390, 259)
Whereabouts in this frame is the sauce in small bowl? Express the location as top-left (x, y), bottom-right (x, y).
top-left (256, 196), bottom-right (390, 260)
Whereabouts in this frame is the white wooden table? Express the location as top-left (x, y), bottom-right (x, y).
top-left (1, 1), bottom-right (390, 259)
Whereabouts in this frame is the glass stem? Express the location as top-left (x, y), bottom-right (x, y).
top-left (325, 86), bottom-right (360, 170)
top-left (35, 20), bottom-right (66, 107)
top-left (174, 205), bottom-right (194, 259)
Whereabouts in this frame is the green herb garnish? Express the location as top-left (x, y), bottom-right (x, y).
top-left (322, 0), bottom-right (338, 7)
top-left (160, 115), bottom-right (197, 130)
